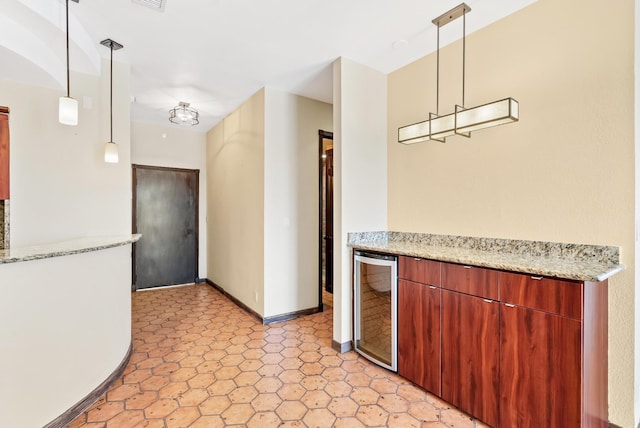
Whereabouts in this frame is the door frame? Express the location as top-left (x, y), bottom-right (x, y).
top-left (132, 164), bottom-right (200, 290)
top-left (318, 130), bottom-right (334, 310)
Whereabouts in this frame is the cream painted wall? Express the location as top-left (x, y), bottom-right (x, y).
top-left (0, 64), bottom-right (131, 246)
top-left (207, 87), bottom-right (334, 318)
top-left (206, 89), bottom-right (265, 315)
top-left (0, 246), bottom-right (132, 428)
top-left (0, 63), bottom-right (132, 426)
top-left (131, 121), bottom-right (208, 278)
top-left (263, 88), bottom-right (332, 318)
top-left (388, 0), bottom-right (634, 425)
top-left (333, 58), bottom-right (388, 345)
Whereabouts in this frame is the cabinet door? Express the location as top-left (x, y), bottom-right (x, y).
top-left (442, 290), bottom-right (499, 427)
top-left (500, 304), bottom-right (582, 428)
top-left (0, 113), bottom-right (8, 200)
top-left (398, 279), bottom-right (441, 394)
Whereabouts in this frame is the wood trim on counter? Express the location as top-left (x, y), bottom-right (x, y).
top-left (43, 341), bottom-right (133, 428)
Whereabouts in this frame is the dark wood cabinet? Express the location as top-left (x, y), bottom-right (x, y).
top-left (500, 303), bottom-right (582, 428)
top-left (441, 289), bottom-right (499, 427)
top-left (0, 109), bottom-right (9, 200)
top-left (500, 274), bottom-right (608, 428)
top-left (398, 279), bottom-right (441, 394)
top-left (387, 254), bottom-right (607, 427)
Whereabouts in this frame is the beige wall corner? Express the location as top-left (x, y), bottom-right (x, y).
top-left (388, 0), bottom-right (634, 425)
top-left (206, 88), bottom-right (266, 316)
top-left (333, 57), bottom-right (388, 346)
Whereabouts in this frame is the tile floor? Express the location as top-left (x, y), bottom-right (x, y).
top-left (68, 283), bottom-right (487, 428)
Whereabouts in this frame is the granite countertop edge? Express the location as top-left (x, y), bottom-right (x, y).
top-left (348, 232), bottom-right (624, 282)
top-left (0, 234), bottom-right (142, 265)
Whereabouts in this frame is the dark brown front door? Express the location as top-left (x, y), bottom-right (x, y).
top-left (132, 164), bottom-right (199, 290)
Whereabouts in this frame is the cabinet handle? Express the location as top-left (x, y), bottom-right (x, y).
top-left (413, 258), bottom-right (421, 261)
top-left (463, 265), bottom-right (473, 269)
top-left (483, 299), bottom-right (493, 303)
top-left (531, 276), bottom-right (543, 280)
top-left (429, 286), bottom-right (437, 289)
top-left (505, 303), bottom-right (516, 308)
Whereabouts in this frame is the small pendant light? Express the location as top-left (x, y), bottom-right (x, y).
top-left (100, 38), bottom-right (124, 163)
top-left (59, 0), bottom-right (80, 126)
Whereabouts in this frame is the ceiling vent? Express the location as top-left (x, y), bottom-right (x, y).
top-left (131, 0), bottom-right (166, 12)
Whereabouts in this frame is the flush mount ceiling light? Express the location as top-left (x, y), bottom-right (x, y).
top-left (398, 3), bottom-right (519, 145)
top-left (169, 102), bottom-right (199, 126)
top-left (59, 0), bottom-right (80, 126)
top-left (100, 38), bottom-right (124, 164)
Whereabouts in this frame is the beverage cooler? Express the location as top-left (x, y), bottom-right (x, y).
top-left (353, 250), bottom-right (398, 372)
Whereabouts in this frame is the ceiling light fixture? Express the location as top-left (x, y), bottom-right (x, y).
top-left (398, 3), bottom-right (519, 145)
top-left (100, 38), bottom-right (124, 163)
top-left (59, 0), bottom-right (80, 126)
top-left (169, 102), bottom-right (199, 126)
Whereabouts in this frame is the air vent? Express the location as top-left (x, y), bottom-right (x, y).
top-left (131, 0), bottom-right (166, 12)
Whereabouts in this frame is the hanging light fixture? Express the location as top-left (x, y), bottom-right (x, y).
top-left (398, 3), bottom-right (519, 145)
top-left (100, 38), bottom-right (124, 163)
top-left (169, 102), bottom-right (199, 126)
top-left (59, 0), bottom-right (80, 126)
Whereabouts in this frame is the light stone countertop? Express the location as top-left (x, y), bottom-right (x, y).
top-left (0, 234), bottom-right (141, 265)
top-left (348, 232), bottom-right (623, 282)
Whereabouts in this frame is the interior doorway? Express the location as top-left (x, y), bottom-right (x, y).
top-left (132, 164), bottom-right (199, 290)
top-left (318, 130), bottom-right (334, 310)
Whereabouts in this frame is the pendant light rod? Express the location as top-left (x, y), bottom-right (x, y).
top-left (65, 0), bottom-right (80, 97)
top-left (462, 8), bottom-right (466, 108)
top-left (65, 0), bottom-right (70, 98)
top-left (436, 25), bottom-right (440, 116)
top-left (100, 39), bottom-right (123, 143)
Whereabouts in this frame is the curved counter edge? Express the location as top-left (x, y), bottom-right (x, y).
top-left (43, 342), bottom-right (133, 428)
top-left (0, 234), bottom-right (141, 265)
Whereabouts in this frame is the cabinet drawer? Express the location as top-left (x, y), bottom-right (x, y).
top-left (441, 263), bottom-right (499, 300)
top-left (398, 256), bottom-right (441, 286)
top-left (500, 272), bottom-right (582, 319)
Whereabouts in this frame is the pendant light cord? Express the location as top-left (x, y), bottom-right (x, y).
top-left (462, 8), bottom-right (466, 108)
top-left (65, 0), bottom-right (70, 98)
top-left (110, 44), bottom-right (113, 142)
top-left (436, 25), bottom-right (440, 116)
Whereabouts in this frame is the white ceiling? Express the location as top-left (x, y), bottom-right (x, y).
top-left (1, 0), bottom-right (537, 130)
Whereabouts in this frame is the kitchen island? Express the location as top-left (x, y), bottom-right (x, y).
top-left (0, 235), bottom-right (140, 428)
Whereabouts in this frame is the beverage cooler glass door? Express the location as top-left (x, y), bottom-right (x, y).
top-left (353, 251), bottom-right (398, 372)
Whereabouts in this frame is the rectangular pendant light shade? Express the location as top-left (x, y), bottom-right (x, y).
top-left (398, 98), bottom-right (519, 144)
top-left (59, 96), bottom-right (78, 126)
